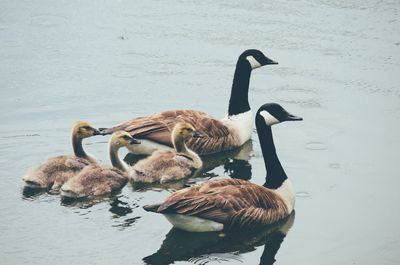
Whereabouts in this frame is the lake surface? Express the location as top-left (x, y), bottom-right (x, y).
top-left (1, 0), bottom-right (399, 264)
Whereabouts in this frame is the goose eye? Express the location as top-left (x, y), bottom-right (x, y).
top-left (123, 135), bottom-right (131, 140)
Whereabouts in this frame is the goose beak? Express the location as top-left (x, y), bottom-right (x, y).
top-left (262, 56), bottom-right (278, 65)
top-left (286, 113), bottom-right (303, 121)
top-left (130, 138), bottom-right (141, 144)
top-left (193, 131), bottom-right (204, 138)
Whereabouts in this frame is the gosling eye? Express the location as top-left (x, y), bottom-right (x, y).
top-left (122, 135), bottom-right (131, 141)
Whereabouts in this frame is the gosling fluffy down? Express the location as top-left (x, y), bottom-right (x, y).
top-left (60, 131), bottom-right (140, 198)
top-left (130, 122), bottom-right (203, 184)
top-left (22, 121), bottom-right (101, 189)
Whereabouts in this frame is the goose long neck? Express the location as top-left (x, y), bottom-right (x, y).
top-left (109, 142), bottom-right (128, 172)
top-left (228, 60), bottom-right (252, 116)
top-left (256, 118), bottom-right (288, 189)
top-left (72, 133), bottom-right (89, 159)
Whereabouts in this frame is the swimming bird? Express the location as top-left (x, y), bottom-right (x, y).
top-left (130, 122), bottom-right (203, 184)
top-left (143, 103), bottom-right (302, 232)
top-left (99, 49), bottom-right (278, 155)
top-left (60, 131), bottom-right (140, 199)
top-left (22, 121), bottom-right (101, 189)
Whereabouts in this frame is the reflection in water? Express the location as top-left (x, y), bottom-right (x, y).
top-left (223, 159), bottom-right (252, 180)
top-left (60, 195), bottom-right (137, 215)
top-left (109, 197), bottom-right (134, 216)
top-left (22, 186), bottom-right (47, 199)
top-left (143, 211), bottom-right (295, 265)
top-left (195, 140), bottom-right (253, 179)
top-left (60, 195), bottom-right (142, 229)
top-left (109, 197), bottom-right (142, 230)
top-left (125, 140), bottom-right (253, 191)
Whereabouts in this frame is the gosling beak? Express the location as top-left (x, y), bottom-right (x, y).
top-left (92, 129), bottom-right (102, 136)
top-left (286, 113), bottom-right (303, 121)
top-left (193, 131), bottom-right (204, 138)
top-left (130, 138), bottom-right (141, 144)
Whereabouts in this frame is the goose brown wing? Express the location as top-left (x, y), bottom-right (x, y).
top-left (100, 110), bottom-right (232, 150)
top-left (146, 179), bottom-right (288, 229)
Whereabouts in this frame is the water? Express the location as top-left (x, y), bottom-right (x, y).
top-left (1, 0), bottom-right (399, 264)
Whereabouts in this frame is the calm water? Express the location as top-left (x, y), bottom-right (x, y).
top-left (1, 0), bottom-right (400, 264)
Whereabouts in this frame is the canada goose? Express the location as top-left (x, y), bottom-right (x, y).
top-left (99, 49), bottom-right (278, 155)
top-left (22, 121), bottom-right (101, 189)
top-left (130, 122), bottom-right (203, 184)
top-left (143, 103), bottom-right (302, 232)
top-left (60, 131), bottom-right (140, 198)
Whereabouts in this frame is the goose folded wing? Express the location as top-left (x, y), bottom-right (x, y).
top-left (153, 179), bottom-right (288, 228)
top-left (101, 110), bottom-right (230, 147)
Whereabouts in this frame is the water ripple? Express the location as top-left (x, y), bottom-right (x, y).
top-left (30, 14), bottom-right (68, 28)
top-left (305, 141), bottom-right (328, 151)
top-left (189, 253), bottom-right (242, 265)
top-left (273, 86), bottom-right (321, 108)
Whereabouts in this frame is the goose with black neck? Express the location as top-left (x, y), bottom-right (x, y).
top-left (143, 103), bottom-right (302, 232)
top-left (99, 49), bottom-right (278, 155)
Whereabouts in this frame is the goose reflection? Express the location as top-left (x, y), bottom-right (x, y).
top-left (125, 140), bottom-right (253, 191)
top-left (143, 211), bottom-right (295, 265)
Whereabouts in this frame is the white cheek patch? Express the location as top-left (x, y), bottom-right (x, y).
top-left (259, 110), bottom-right (280, 126)
top-left (246, 55), bottom-right (262, 69)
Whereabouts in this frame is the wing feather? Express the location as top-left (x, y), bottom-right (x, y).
top-left (149, 179), bottom-right (289, 229)
top-left (100, 110), bottom-right (238, 154)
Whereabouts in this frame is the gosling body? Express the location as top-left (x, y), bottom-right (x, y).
top-left (130, 122), bottom-right (203, 184)
top-left (22, 121), bottom-right (100, 189)
top-left (60, 131), bottom-right (139, 198)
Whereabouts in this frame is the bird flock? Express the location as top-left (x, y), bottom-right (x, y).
top-left (22, 49), bottom-right (302, 232)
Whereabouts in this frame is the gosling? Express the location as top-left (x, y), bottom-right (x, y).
top-left (60, 131), bottom-right (140, 199)
top-left (22, 121), bottom-right (101, 189)
top-left (130, 122), bottom-right (203, 184)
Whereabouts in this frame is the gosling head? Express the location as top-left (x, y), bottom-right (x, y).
top-left (256, 103), bottom-right (303, 127)
top-left (72, 121), bottom-right (102, 139)
top-left (239, 49), bottom-right (278, 70)
top-left (110, 131), bottom-right (141, 148)
top-left (172, 122), bottom-right (204, 140)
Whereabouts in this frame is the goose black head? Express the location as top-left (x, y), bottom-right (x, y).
top-left (256, 103), bottom-right (303, 126)
top-left (239, 49), bottom-right (278, 70)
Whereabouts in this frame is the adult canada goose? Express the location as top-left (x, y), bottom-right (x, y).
top-left (143, 103), bottom-right (302, 232)
top-left (22, 121), bottom-right (101, 189)
top-left (130, 122), bottom-right (203, 184)
top-left (99, 49), bottom-right (278, 155)
top-left (60, 131), bottom-right (140, 199)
